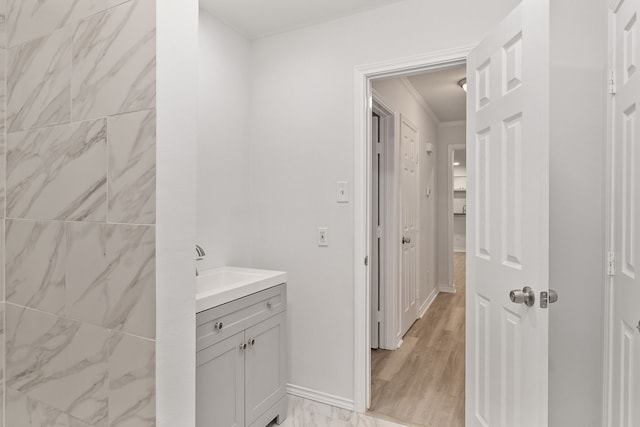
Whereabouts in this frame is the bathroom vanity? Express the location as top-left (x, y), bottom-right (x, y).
top-left (196, 267), bottom-right (288, 427)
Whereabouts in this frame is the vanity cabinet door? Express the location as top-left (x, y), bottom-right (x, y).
top-left (244, 312), bottom-right (287, 426)
top-left (197, 331), bottom-right (245, 427)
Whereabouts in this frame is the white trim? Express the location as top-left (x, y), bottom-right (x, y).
top-left (418, 287), bottom-right (439, 318)
top-left (453, 249), bottom-right (467, 253)
top-left (439, 284), bottom-right (457, 294)
top-left (399, 76), bottom-right (440, 124)
top-left (287, 384), bottom-right (354, 411)
top-left (439, 120), bottom-right (467, 128)
top-left (353, 46), bottom-right (472, 413)
top-left (603, 5), bottom-right (616, 427)
top-left (372, 94), bottom-right (398, 352)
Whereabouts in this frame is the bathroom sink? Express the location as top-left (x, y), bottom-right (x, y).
top-left (196, 266), bottom-right (287, 312)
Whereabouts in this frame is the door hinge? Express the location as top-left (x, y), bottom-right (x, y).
top-left (376, 225), bottom-right (383, 239)
top-left (607, 251), bottom-right (615, 276)
top-left (375, 310), bottom-right (383, 322)
top-left (364, 256), bottom-right (369, 266)
top-left (608, 71), bottom-right (617, 95)
top-left (376, 141), bottom-right (382, 155)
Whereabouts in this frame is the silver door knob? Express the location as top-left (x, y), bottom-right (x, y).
top-left (509, 286), bottom-right (535, 307)
top-left (548, 290), bottom-right (558, 304)
top-left (248, 338), bottom-right (255, 346)
top-left (402, 237), bottom-right (411, 244)
top-left (214, 322), bottom-right (223, 330)
top-left (239, 343), bottom-right (247, 351)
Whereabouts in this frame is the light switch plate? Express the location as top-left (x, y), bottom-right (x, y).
top-left (337, 181), bottom-right (349, 203)
top-left (318, 227), bottom-right (328, 246)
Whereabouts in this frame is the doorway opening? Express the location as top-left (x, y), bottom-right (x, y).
top-left (364, 63), bottom-right (467, 426)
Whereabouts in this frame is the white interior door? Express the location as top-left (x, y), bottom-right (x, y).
top-left (610, 0), bottom-right (640, 425)
top-left (400, 116), bottom-right (418, 338)
top-left (466, 1), bottom-right (550, 426)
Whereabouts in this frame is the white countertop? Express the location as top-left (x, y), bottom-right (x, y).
top-left (196, 266), bottom-right (287, 312)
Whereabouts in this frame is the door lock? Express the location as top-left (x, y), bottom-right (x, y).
top-left (540, 290), bottom-right (558, 308)
top-left (509, 286), bottom-right (535, 307)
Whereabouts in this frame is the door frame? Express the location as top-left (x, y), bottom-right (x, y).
top-left (603, 2), bottom-right (620, 425)
top-left (353, 45), bottom-right (473, 412)
top-left (371, 93), bottom-right (398, 351)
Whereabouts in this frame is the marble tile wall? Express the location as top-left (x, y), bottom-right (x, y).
top-left (2, 0), bottom-right (157, 426)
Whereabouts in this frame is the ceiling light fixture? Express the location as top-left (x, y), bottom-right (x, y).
top-left (453, 162), bottom-right (460, 166)
top-left (458, 77), bottom-right (467, 92)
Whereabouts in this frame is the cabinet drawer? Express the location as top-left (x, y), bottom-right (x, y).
top-left (197, 284), bottom-right (286, 351)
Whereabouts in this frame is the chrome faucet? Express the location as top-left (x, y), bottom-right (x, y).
top-left (196, 245), bottom-right (206, 276)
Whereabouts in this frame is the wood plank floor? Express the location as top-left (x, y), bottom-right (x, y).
top-left (369, 253), bottom-right (466, 427)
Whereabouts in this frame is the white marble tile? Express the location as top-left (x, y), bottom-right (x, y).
top-left (6, 304), bottom-right (109, 425)
top-left (66, 223), bottom-right (155, 339)
top-left (0, 303), bottom-right (4, 427)
top-left (6, 388), bottom-right (68, 427)
top-left (278, 396), bottom-right (409, 427)
top-left (7, 27), bottom-right (71, 132)
top-left (5, 220), bottom-right (65, 314)
top-left (0, 134), bottom-right (6, 217)
top-left (69, 416), bottom-right (108, 427)
top-left (0, 222), bottom-right (5, 301)
top-left (108, 109), bottom-right (156, 225)
top-left (0, 48), bottom-right (6, 134)
top-left (6, 119), bottom-right (107, 221)
top-left (7, 0), bottom-right (128, 48)
top-left (71, 0), bottom-right (155, 121)
top-left (108, 332), bottom-right (155, 427)
top-left (0, 0), bottom-right (6, 49)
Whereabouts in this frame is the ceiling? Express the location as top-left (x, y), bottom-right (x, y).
top-left (406, 65), bottom-right (467, 122)
top-left (199, 0), bottom-right (410, 39)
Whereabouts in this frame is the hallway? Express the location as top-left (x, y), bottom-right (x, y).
top-left (369, 253), bottom-right (466, 427)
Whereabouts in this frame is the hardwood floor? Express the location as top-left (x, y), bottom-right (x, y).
top-left (369, 253), bottom-right (466, 427)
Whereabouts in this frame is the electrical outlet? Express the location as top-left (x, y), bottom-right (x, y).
top-left (318, 227), bottom-right (328, 246)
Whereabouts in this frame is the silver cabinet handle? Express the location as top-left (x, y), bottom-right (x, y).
top-left (509, 286), bottom-right (535, 307)
top-left (239, 343), bottom-right (247, 351)
top-left (214, 322), bottom-right (223, 330)
top-left (248, 338), bottom-right (255, 346)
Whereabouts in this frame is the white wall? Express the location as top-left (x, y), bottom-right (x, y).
top-left (248, 0), bottom-right (519, 403)
top-left (197, 10), bottom-right (253, 270)
top-left (437, 122), bottom-right (466, 286)
top-left (371, 77), bottom-right (439, 327)
top-left (548, 0), bottom-right (606, 425)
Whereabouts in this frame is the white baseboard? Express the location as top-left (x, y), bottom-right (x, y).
top-left (287, 384), bottom-right (354, 411)
top-left (439, 284), bottom-right (457, 293)
top-left (418, 287), bottom-right (439, 318)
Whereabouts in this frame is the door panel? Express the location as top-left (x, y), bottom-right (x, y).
top-left (400, 116), bottom-right (419, 337)
top-left (244, 312), bottom-right (286, 425)
top-left (611, 0), bottom-right (640, 425)
top-left (466, 1), bottom-right (550, 426)
top-left (196, 332), bottom-right (245, 427)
